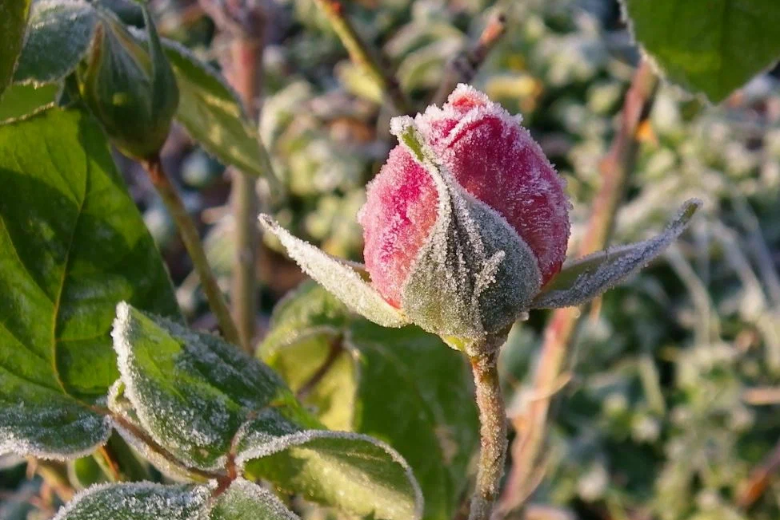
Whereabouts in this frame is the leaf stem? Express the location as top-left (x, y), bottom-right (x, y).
top-left (312, 0), bottom-right (412, 114)
top-left (498, 59), bottom-right (659, 512)
top-left (468, 348), bottom-right (507, 520)
top-left (141, 154), bottom-right (241, 346)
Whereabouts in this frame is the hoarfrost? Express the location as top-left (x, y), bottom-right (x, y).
top-left (112, 303), bottom-right (292, 471)
top-left (52, 481), bottom-right (210, 520)
top-left (13, 0), bottom-right (98, 86)
top-left (208, 478), bottom-right (300, 519)
top-left (532, 199), bottom-right (702, 309)
top-left (234, 410), bottom-right (423, 520)
top-left (259, 215), bottom-right (409, 328)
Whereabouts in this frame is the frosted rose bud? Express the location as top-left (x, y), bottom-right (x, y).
top-left (358, 85), bottom-right (570, 342)
top-left (259, 85), bottom-right (700, 354)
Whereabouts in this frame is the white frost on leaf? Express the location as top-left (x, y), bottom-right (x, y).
top-left (13, 0), bottom-right (98, 86)
top-left (52, 481), bottom-right (211, 520)
top-left (259, 215), bottom-right (410, 328)
top-left (207, 478), bottom-right (300, 519)
top-left (234, 411), bottom-right (424, 520)
top-left (532, 199), bottom-right (702, 309)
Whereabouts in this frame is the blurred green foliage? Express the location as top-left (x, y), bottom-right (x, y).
top-left (5, 0), bottom-right (780, 517)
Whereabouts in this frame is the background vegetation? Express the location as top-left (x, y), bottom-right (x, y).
top-left (2, 0), bottom-right (780, 518)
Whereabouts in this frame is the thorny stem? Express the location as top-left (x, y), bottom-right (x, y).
top-left (469, 348), bottom-right (507, 520)
top-left (312, 0), bottom-right (412, 115)
top-left (498, 59), bottom-right (659, 512)
top-left (432, 12), bottom-right (507, 106)
top-left (141, 154), bottom-right (242, 347)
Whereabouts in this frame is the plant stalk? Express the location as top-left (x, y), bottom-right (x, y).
top-left (469, 348), bottom-right (507, 520)
top-left (141, 154), bottom-right (241, 346)
top-left (312, 0), bottom-right (412, 114)
top-left (498, 59), bottom-right (659, 512)
top-left (432, 11), bottom-right (507, 106)
top-left (228, 36), bottom-right (263, 353)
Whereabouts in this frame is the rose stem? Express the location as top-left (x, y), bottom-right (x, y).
top-left (432, 11), bottom-right (507, 106)
top-left (498, 59), bottom-right (659, 513)
top-left (312, 0), bottom-right (412, 115)
top-left (469, 348), bottom-right (507, 520)
top-left (141, 154), bottom-right (241, 347)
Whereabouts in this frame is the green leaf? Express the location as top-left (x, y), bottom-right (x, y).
top-left (0, 108), bottom-right (180, 458)
top-left (622, 0), bottom-right (780, 102)
top-left (0, 0), bottom-right (30, 98)
top-left (236, 417), bottom-right (423, 520)
top-left (532, 199), bottom-right (702, 309)
top-left (208, 479), bottom-right (299, 520)
top-left (13, 0), bottom-right (98, 86)
top-left (0, 83), bottom-right (59, 124)
top-left (112, 304), bottom-right (422, 518)
top-left (112, 303), bottom-right (296, 471)
top-left (161, 40), bottom-right (271, 179)
top-left (53, 482), bottom-right (210, 520)
top-left (68, 456), bottom-right (111, 490)
top-left (259, 215), bottom-right (409, 328)
top-left (260, 281), bottom-right (479, 520)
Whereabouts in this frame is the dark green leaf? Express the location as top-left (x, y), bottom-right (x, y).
top-left (53, 483), bottom-right (209, 520)
top-left (0, 108), bottom-right (179, 458)
top-left (208, 479), bottom-right (299, 520)
top-left (112, 304), bottom-right (296, 471)
top-left (622, 0), bottom-right (780, 102)
top-left (260, 281), bottom-right (479, 520)
top-left (236, 414), bottom-right (423, 520)
top-left (0, 0), bottom-right (30, 98)
top-left (13, 0), bottom-right (98, 86)
top-left (532, 199), bottom-right (702, 309)
top-left (112, 304), bottom-right (422, 518)
top-left (68, 456), bottom-right (111, 490)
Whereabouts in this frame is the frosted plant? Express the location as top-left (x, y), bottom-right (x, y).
top-left (260, 84), bottom-right (701, 520)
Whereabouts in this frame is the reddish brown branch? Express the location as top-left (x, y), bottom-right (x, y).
top-left (498, 60), bottom-right (659, 513)
top-left (432, 12), bottom-right (507, 106)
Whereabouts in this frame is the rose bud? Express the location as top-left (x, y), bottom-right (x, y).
top-left (260, 85), bottom-right (700, 354)
top-left (78, 6), bottom-right (178, 160)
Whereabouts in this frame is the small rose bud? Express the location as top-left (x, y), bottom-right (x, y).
top-left (78, 7), bottom-right (178, 160)
top-left (358, 85), bottom-right (571, 345)
top-left (259, 86), bottom-right (700, 355)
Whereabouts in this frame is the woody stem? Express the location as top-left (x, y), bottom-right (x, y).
top-left (469, 348), bottom-right (507, 520)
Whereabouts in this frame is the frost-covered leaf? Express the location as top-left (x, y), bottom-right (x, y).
top-left (0, 108), bottom-right (179, 458)
top-left (112, 304), bottom-right (298, 471)
top-left (236, 412), bottom-right (423, 520)
top-left (13, 0), bottom-right (98, 85)
top-left (208, 479), bottom-right (299, 520)
top-left (0, 83), bottom-right (59, 123)
top-left (162, 40), bottom-right (271, 179)
top-left (622, 0), bottom-right (780, 102)
top-left (53, 482), bottom-right (210, 520)
top-left (0, 0), bottom-right (30, 98)
top-left (532, 199), bottom-right (702, 309)
top-left (259, 215), bottom-right (409, 328)
top-left (394, 121), bottom-right (541, 344)
top-left (260, 281), bottom-right (479, 520)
